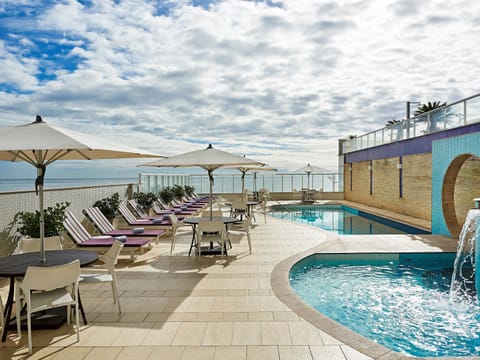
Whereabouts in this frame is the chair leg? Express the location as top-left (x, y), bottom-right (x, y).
top-left (75, 302), bottom-right (80, 342)
top-left (27, 307), bottom-right (32, 354)
top-left (111, 274), bottom-right (121, 313)
top-left (170, 231), bottom-right (176, 254)
top-left (15, 289), bottom-right (21, 338)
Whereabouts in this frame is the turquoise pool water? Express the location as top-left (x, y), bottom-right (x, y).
top-left (290, 253), bottom-right (480, 357)
top-left (269, 204), bottom-right (429, 235)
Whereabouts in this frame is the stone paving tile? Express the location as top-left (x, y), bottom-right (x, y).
top-left (0, 205), bottom-right (456, 358)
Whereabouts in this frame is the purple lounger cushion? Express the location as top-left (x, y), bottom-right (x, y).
top-left (105, 229), bottom-right (166, 237)
top-left (78, 236), bottom-right (152, 247)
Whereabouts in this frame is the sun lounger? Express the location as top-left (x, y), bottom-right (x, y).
top-left (118, 202), bottom-right (176, 229)
top-left (151, 199), bottom-right (198, 216)
top-left (83, 207), bottom-right (166, 244)
top-left (63, 211), bottom-right (153, 261)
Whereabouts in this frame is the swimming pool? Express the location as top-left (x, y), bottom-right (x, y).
top-left (269, 204), bottom-right (429, 235)
top-left (290, 252), bottom-right (480, 357)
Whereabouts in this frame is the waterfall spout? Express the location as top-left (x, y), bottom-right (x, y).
top-left (450, 207), bottom-right (480, 302)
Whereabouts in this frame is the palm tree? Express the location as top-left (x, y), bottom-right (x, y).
top-left (414, 101), bottom-right (448, 132)
top-left (414, 101), bottom-right (447, 116)
top-left (385, 119), bottom-right (402, 127)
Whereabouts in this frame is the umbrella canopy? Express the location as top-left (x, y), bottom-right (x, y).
top-left (140, 144), bottom-right (263, 218)
top-left (0, 115), bottom-right (164, 261)
top-left (293, 163), bottom-right (329, 190)
top-left (224, 164), bottom-right (277, 199)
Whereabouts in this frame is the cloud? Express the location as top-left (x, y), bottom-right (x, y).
top-left (0, 0), bottom-right (479, 178)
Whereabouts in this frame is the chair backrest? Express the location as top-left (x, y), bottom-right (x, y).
top-left (22, 259), bottom-right (80, 292)
top-left (157, 198), bottom-right (171, 209)
top-left (83, 207), bottom-right (115, 233)
top-left (63, 211), bottom-right (92, 244)
top-left (231, 200), bottom-right (247, 211)
top-left (99, 239), bottom-right (124, 269)
top-left (118, 202), bottom-right (138, 224)
top-left (201, 210), bottom-right (223, 218)
top-left (198, 220), bottom-right (225, 238)
top-left (17, 236), bottom-right (63, 254)
top-left (171, 199), bottom-right (182, 207)
top-left (168, 214), bottom-right (180, 226)
top-left (128, 199), bottom-right (148, 218)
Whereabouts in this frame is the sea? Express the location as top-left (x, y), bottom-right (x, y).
top-left (0, 178), bottom-right (138, 193)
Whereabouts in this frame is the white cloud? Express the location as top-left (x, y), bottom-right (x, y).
top-left (0, 0), bottom-right (479, 177)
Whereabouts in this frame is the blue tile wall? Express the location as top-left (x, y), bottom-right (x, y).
top-left (432, 132), bottom-right (480, 235)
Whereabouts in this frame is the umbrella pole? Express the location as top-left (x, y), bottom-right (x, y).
top-left (241, 172), bottom-right (245, 201)
top-left (208, 170), bottom-right (213, 220)
top-left (37, 167), bottom-right (46, 262)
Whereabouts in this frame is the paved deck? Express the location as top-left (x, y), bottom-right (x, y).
top-left (0, 205), bottom-right (459, 360)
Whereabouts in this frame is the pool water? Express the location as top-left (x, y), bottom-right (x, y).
top-left (290, 253), bottom-right (480, 357)
top-left (269, 205), bottom-right (428, 235)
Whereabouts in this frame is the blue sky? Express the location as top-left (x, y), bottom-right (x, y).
top-left (1, 0), bottom-right (479, 180)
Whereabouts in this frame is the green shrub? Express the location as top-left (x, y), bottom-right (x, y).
top-left (172, 184), bottom-right (185, 200)
top-left (159, 187), bottom-right (175, 205)
top-left (134, 191), bottom-right (158, 208)
top-left (15, 202), bottom-right (71, 238)
top-left (184, 185), bottom-right (195, 197)
top-left (93, 192), bottom-right (120, 221)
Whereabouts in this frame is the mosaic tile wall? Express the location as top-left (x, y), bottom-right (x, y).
top-left (432, 132), bottom-right (480, 236)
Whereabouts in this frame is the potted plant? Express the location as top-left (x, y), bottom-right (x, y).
top-left (15, 202), bottom-right (71, 247)
top-left (184, 185), bottom-right (195, 198)
top-left (171, 184), bottom-right (185, 200)
top-left (93, 192), bottom-right (120, 222)
top-left (133, 191), bottom-right (158, 210)
top-left (159, 186), bottom-right (175, 206)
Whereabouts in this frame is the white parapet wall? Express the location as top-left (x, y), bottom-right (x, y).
top-left (0, 183), bottom-right (135, 256)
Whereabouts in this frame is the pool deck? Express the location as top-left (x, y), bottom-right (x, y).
top-left (0, 202), bottom-right (466, 360)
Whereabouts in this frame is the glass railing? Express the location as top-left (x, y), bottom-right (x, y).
top-left (139, 172), bottom-right (343, 194)
top-left (341, 93), bottom-right (480, 153)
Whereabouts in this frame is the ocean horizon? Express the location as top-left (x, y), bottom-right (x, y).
top-left (1, 172), bottom-right (343, 194)
top-left (0, 177), bottom-right (138, 193)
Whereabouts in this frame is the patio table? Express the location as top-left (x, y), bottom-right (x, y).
top-left (183, 217), bottom-right (240, 256)
top-left (0, 249), bottom-right (98, 342)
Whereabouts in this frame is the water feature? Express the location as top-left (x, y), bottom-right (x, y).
top-left (288, 200), bottom-right (480, 357)
top-left (450, 199), bottom-right (480, 302)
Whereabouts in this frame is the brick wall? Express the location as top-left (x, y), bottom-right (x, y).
top-left (344, 153), bottom-right (432, 221)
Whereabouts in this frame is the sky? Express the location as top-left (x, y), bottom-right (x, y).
top-left (0, 0), bottom-right (479, 180)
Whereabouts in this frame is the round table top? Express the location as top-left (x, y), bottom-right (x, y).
top-left (183, 216), bottom-right (241, 225)
top-left (0, 250), bottom-right (98, 277)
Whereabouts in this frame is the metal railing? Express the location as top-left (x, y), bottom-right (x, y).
top-left (139, 173), bottom-right (343, 194)
top-left (341, 93), bottom-right (480, 154)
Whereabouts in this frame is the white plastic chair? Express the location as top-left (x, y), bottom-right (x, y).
top-left (197, 220), bottom-right (226, 259)
top-left (230, 200), bottom-right (247, 219)
top-left (80, 240), bottom-right (124, 313)
top-left (201, 210), bottom-right (223, 218)
top-left (228, 214), bottom-right (252, 254)
top-left (15, 259), bottom-right (81, 354)
top-left (254, 199), bottom-right (268, 224)
top-left (168, 214), bottom-right (192, 254)
top-left (16, 236), bottom-right (63, 254)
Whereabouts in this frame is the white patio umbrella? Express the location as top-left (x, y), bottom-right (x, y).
top-left (224, 164), bottom-right (277, 200)
top-left (140, 144), bottom-right (263, 219)
top-left (294, 163), bottom-right (329, 191)
top-left (0, 115), bottom-right (164, 261)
